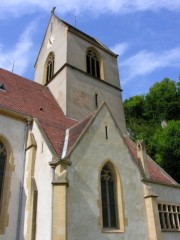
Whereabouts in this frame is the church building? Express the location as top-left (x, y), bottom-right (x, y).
top-left (0, 11), bottom-right (180, 240)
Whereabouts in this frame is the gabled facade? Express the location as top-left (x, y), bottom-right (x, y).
top-left (0, 12), bottom-right (180, 240)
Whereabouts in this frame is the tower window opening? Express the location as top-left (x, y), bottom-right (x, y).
top-left (46, 54), bottom-right (54, 84)
top-left (86, 50), bottom-right (100, 78)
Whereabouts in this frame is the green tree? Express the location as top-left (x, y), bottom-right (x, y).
top-left (124, 78), bottom-right (180, 182)
top-left (124, 95), bottom-right (145, 120)
top-left (124, 95), bottom-right (147, 141)
top-left (145, 78), bottom-right (180, 121)
top-left (149, 121), bottom-right (180, 183)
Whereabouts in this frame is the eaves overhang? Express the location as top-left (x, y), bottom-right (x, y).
top-left (0, 105), bottom-right (32, 123)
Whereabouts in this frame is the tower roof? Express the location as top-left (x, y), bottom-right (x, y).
top-left (60, 18), bottom-right (118, 57)
top-left (35, 12), bottom-right (118, 67)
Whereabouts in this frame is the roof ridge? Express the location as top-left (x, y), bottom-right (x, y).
top-left (0, 68), bottom-right (46, 88)
top-left (59, 19), bottom-right (117, 56)
top-left (69, 111), bottom-right (95, 130)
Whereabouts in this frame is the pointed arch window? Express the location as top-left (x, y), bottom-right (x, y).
top-left (0, 141), bottom-right (6, 207)
top-left (101, 163), bottom-right (118, 228)
top-left (46, 53), bottom-right (55, 84)
top-left (86, 49), bottom-right (100, 78)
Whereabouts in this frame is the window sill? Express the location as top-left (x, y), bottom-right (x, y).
top-left (161, 230), bottom-right (180, 232)
top-left (102, 228), bottom-right (124, 233)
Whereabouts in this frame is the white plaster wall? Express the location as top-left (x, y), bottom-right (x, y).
top-left (66, 106), bottom-right (149, 240)
top-left (162, 232), bottom-right (180, 240)
top-left (67, 32), bottom-right (121, 88)
top-left (29, 122), bottom-right (53, 240)
top-left (48, 69), bottom-right (67, 115)
top-left (150, 183), bottom-right (180, 204)
top-left (0, 114), bottom-right (26, 240)
top-left (35, 16), bottom-right (68, 85)
top-left (149, 182), bottom-right (180, 240)
top-left (66, 68), bottom-right (126, 134)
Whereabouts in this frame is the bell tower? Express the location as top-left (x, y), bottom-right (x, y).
top-left (34, 13), bottom-right (127, 135)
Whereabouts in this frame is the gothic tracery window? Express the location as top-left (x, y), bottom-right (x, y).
top-left (86, 49), bottom-right (100, 78)
top-left (46, 53), bottom-right (55, 84)
top-left (101, 163), bottom-right (118, 228)
top-left (0, 141), bottom-right (6, 206)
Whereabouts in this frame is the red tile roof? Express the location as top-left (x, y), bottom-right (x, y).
top-left (125, 137), bottom-right (178, 185)
top-left (68, 112), bottom-right (95, 152)
top-left (0, 68), bottom-right (77, 155)
top-left (0, 68), bottom-right (178, 186)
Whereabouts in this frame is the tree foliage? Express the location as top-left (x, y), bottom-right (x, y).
top-left (124, 78), bottom-right (180, 182)
top-left (150, 121), bottom-right (180, 182)
top-left (145, 78), bottom-right (180, 121)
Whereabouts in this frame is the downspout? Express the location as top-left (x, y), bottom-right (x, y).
top-left (16, 117), bottom-right (31, 240)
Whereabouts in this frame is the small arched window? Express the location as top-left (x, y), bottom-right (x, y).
top-left (46, 53), bottom-right (55, 84)
top-left (0, 141), bottom-right (6, 207)
top-left (86, 49), bottom-right (100, 78)
top-left (101, 163), bottom-right (118, 228)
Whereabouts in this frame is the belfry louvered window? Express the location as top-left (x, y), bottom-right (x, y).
top-left (46, 53), bottom-right (54, 84)
top-left (86, 49), bottom-right (100, 78)
top-left (0, 141), bottom-right (6, 207)
top-left (101, 164), bottom-right (118, 228)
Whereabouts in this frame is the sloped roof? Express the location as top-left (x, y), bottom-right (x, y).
top-left (0, 68), bottom-right (178, 186)
top-left (125, 137), bottom-right (178, 185)
top-left (0, 68), bottom-right (77, 155)
top-left (35, 13), bottom-right (117, 67)
top-left (68, 112), bottom-right (95, 153)
top-left (60, 18), bottom-right (117, 57)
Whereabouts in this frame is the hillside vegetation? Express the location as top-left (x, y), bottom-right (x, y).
top-left (124, 78), bottom-right (180, 183)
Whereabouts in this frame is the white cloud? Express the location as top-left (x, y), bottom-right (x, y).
top-left (111, 42), bottom-right (129, 56)
top-left (0, 0), bottom-right (180, 19)
top-left (120, 47), bottom-right (180, 84)
top-left (0, 21), bottom-right (36, 75)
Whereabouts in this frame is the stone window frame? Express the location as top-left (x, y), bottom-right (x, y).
top-left (99, 160), bottom-right (125, 233)
top-left (0, 136), bottom-right (14, 234)
top-left (45, 52), bottom-right (55, 84)
top-left (0, 141), bottom-right (6, 211)
top-left (158, 202), bottom-right (180, 231)
top-left (86, 48), bottom-right (101, 79)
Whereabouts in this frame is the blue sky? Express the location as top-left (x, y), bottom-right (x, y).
top-left (0, 1), bottom-right (180, 100)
